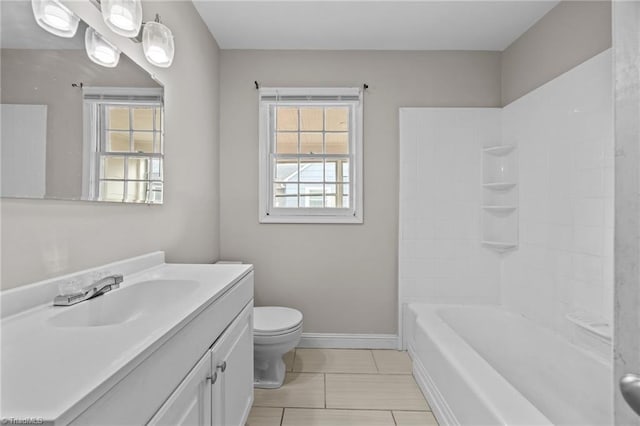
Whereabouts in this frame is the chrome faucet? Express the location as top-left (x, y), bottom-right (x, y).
top-left (53, 274), bottom-right (124, 306)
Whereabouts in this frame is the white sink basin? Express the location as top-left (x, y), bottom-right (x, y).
top-left (49, 279), bottom-right (199, 327)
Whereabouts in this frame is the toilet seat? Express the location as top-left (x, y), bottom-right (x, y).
top-left (254, 306), bottom-right (303, 336)
top-left (254, 324), bottom-right (303, 346)
top-left (254, 323), bottom-right (303, 341)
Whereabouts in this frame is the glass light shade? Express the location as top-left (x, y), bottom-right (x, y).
top-left (85, 28), bottom-right (121, 68)
top-left (142, 21), bottom-right (174, 68)
top-left (101, 0), bottom-right (142, 38)
top-left (31, 0), bottom-right (79, 38)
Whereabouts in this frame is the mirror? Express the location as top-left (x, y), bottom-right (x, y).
top-left (0, 1), bottom-right (164, 204)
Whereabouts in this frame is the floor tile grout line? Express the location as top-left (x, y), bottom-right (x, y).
top-left (296, 348), bottom-right (381, 351)
top-left (390, 410), bottom-right (398, 426)
top-left (288, 370), bottom-right (412, 375)
top-left (253, 349), bottom-right (429, 422)
top-left (292, 348), bottom-right (413, 374)
top-left (253, 405), bottom-right (431, 413)
top-left (370, 349), bottom-right (381, 373)
top-left (323, 373), bottom-right (327, 409)
top-left (291, 348), bottom-right (414, 375)
top-left (271, 408), bottom-right (431, 426)
top-left (290, 349), bottom-right (296, 372)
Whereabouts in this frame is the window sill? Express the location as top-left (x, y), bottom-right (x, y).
top-left (259, 213), bottom-right (363, 224)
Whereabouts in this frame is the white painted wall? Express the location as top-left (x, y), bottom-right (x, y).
top-left (502, 49), bottom-right (614, 340)
top-left (399, 50), bottom-right (613, 347)
top-left (612, 2), bottom-right (640, 423)
top-left (399, 108), bottom-right (502, 308)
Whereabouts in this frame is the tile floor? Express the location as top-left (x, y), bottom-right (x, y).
top-left (247, 349), bottom-right (439, 426)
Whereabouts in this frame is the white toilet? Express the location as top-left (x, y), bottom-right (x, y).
top-left (253, 306), bottom-right (303, 389)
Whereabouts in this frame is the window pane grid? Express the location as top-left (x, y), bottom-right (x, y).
top-left (97, 180), bottom-right (162, 203)
top-left (98, 179), bottom-right (163, 183)
top-left (270, 145), bottom-right (351, 208)
top-left (273, 154), bottom-right (353, 160)
top-left (102, 105), bottom-right (163, 154)
top-left (263, 96), bottom-right (358, 218)
top-left (101, 152), bottom-right (163, 158)
top-left (104, 129), bottom-right (157, 133)
top-left (275, 130), bottom-right (349, 134)
top-left (273, 181), bottom-right (350, 185)
top-left (97, 104), bottom-right (162, 202)
top-left (272, 105), bottom-right (350, 156)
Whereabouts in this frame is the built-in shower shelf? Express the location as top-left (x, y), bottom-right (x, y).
top-left (482, 145), bottom-right (515, 156)
top-left (482, 205), bottom-right (517, 212)
top-left (481, 144), bottom-right (518, 253)
top-left (482, 182), bottom-right (517, 191)
top-left (566, 311), bottom-right (612, 341)
top-left (481, 241), bottom-right (517, 251)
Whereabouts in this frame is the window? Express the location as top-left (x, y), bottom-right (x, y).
top-left (258, 87), bottom-right (363, 223)
top-left (83, 87), bottom-right (164, 204)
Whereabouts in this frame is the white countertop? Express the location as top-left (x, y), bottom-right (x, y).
top-left (1, 261), bottom-right (253, 423)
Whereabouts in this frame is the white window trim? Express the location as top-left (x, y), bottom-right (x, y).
top-left (258, 87), bottom-right (364, 224)
top-left (81, 86), bottom-right (164, 203)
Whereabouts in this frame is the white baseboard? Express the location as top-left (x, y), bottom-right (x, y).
top-left (409, 345), bottom-right (458, 426)
top-left (298, 333), bottom-right (399, 349)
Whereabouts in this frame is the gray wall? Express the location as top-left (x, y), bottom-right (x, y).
top-left (1, 0), bottom-right (614, 338)
top-left (1, 49), bottom-right (158, 199)
top-left (0, 1), bottom-right (221, 289)
top-left (219, 50), bottom-right (501, 334)
top-left (501, 1), bottom-right (611, 106)
top-left (218, 0), bottom-right (613, 335)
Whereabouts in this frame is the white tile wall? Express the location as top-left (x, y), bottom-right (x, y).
top-left (399, 108), bottom-right (502, 306)
top-left (399, 50), bottom-right (613, 346)
top-left (502, 49), bottom-right (614, 338)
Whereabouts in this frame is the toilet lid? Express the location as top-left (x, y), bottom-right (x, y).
top-left (254, 307), bottom-right (303, 334)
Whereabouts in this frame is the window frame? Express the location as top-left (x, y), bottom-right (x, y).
top-left (82, 86), bottom-right (164, 204)
top-left (258, 87), bottom-right (364, 224)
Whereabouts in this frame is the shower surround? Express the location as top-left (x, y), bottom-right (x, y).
top-left (399, 49), bottom-right (613, 424)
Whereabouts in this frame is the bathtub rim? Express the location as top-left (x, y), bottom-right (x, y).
top-left (406, 303), bottom-right (553, 426)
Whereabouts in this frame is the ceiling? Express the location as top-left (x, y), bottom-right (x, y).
top-left (192, 1), bottom-right (559, 51)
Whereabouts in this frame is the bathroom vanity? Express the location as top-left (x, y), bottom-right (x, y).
top-left (0, 252), bottom-right (254, 426)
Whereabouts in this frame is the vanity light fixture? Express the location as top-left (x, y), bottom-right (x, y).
top-left (101, 0), bottom-right (142, 38)
top-left (31, 0), bottom-right (80, 38)
top-left (142, 15), bottom-right (174, 68)
top-left (85, 27), bottom-right (121, 68)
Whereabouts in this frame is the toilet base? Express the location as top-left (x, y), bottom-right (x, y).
top-left (254, 355), bottom-right (286, 389)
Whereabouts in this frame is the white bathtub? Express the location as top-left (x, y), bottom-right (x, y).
top-left (405, 304), bottom-right (612, 426)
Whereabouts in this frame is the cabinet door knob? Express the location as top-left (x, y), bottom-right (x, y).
top-left (217, 361), bottom-right (227, 372)
top-left (206, 371), bottom-right (218, 384)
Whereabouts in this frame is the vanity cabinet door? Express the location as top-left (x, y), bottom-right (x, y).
top-left (147, 350), bottom-right (213, 426)
top-left (212, 302), bottom-right (254, 426)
